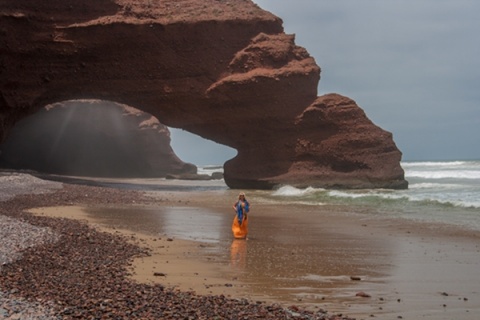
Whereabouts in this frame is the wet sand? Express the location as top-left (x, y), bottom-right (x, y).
top-left (30, 187), bottom-right (480, 320)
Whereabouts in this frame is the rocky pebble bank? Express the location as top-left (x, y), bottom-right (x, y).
top-left (0, 172), bottom-right (354, 319)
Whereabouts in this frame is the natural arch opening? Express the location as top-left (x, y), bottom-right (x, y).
top-left (0, 100), bottom-right (235, 178)
top-left (169, 128), bottom-right (237, 167)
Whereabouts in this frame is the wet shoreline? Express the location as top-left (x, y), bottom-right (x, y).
top-left (2, 172), bottom-right (480, 319)
top-left (0, 173), bottom-right (354, 319)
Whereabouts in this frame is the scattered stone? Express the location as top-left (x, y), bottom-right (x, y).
top-left (211, 172), bottom-right (224, 180)
top-left (289, 305), bottom-right (299, 311)
top-left (153, 272), bottom-right (167, 277)
top-left (356, 292), bottom-right (371, 298)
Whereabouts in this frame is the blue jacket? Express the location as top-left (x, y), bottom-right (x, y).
top-left (235, 200), bottom-right (249, 224)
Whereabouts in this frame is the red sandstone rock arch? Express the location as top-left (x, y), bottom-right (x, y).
top-left (0, 0), bottom-right (407, 189)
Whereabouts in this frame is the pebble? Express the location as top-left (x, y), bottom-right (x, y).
top-left (356, 291), bottom-right (371, 298)
top-left (0, 173), bottom-right (356, 319)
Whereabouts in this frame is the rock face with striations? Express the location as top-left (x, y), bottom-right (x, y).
top-left (0, 0), bottom-right (407, 189)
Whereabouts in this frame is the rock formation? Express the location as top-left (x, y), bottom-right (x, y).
top-left (0, 0), bottom-right (407, 189)
top-left (0, 100), bottom-right (196, 177)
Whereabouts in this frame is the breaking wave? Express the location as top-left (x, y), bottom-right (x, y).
top-left (269, 161), bottom-right (480, 210)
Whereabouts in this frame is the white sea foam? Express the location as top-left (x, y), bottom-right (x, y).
top-left (341, 189), bottom-right (477, 208)
top-left (401, 161), bottom-right (469, 168)
top-left (328, 190), bottom-right (408, 201)
top-left (292, 201), bottom-right (326, 206)
top-left (269, 160), bottom-right (480, 211)
top-left (272, 185), bottom-right (319, 197)
top-left (408, 182), bottom-right (463, 190)
top-left (259, 196), bottom-right (326, 206)
top-left (197, 165), bottom-right (223, 176)
top-left (405, 170), bottom-right (480, 180)
top-left (327, 190), bottom-right (371, 199)
top-left (401, 160), bottom-right (480, 182)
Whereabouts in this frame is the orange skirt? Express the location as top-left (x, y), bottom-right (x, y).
top-left (232, 214), bottom-right (248, 239)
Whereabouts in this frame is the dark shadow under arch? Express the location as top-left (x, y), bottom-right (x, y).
top-left (0, 100), bottom-right (199, 178)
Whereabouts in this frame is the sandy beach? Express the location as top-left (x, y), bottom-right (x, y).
top-left (1, 173), bottom-right (480, 319)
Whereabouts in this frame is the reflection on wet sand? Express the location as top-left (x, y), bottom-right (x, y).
top-left (80, 204), bottom-right (393, 311)
top-left (230, 239), bottom-right (247, 270)
top-left (85, 206), bottom-right (226, 243)
top-left (27, 176), bottom-right (480, 319)
top-left (30, 200), bottom-right (480, 319)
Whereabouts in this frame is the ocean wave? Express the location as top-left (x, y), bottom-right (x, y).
top-left (197, 165), bottom-right (223, 176)
top-left (256, 195), bottom-right (326, 206)
top-left (408, 182), bottom-right (464, 189)
top-left (407, 197), bottom-right (480, 209)
top-left (445, 200), bottom-right (480, 209)
top-left (265, 160), bottom-right (480, 212)
top-left (272, 185), bottom-right (321, 197)
top-left (402, 161), bottom-right (470, 168)
top-left (405, 170), bottom-right (480, 180)
top-left (327, 190), bottom-right (372, 199)
top-left (327, 189), bottom-right (480, 209)
top-left (285, 200), bottom-right (327, 206)
top-left (270, 185), bottom-right (480, 209)
top-left (328, 190), bottom-right (408, 201)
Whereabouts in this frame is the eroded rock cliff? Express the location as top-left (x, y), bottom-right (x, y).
top-left (0, 0), bottom-right (407, 189)
top-left (0, 100), bottom-right (196, 177)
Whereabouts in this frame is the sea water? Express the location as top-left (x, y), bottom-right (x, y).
top-left (190, 160), bottom-right (480, 231)
top-left (83, 160), bottom-right (480, 232)
top-left (263, 160), bottom-right (480, 231)
top-left (197, 164), bottom-right (224, 176)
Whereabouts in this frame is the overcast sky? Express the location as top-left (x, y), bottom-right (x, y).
top-left (171, 0), bottom-right (480, 165)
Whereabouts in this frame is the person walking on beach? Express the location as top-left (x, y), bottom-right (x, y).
top-left (232, 192), bottom-right (250, 239)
